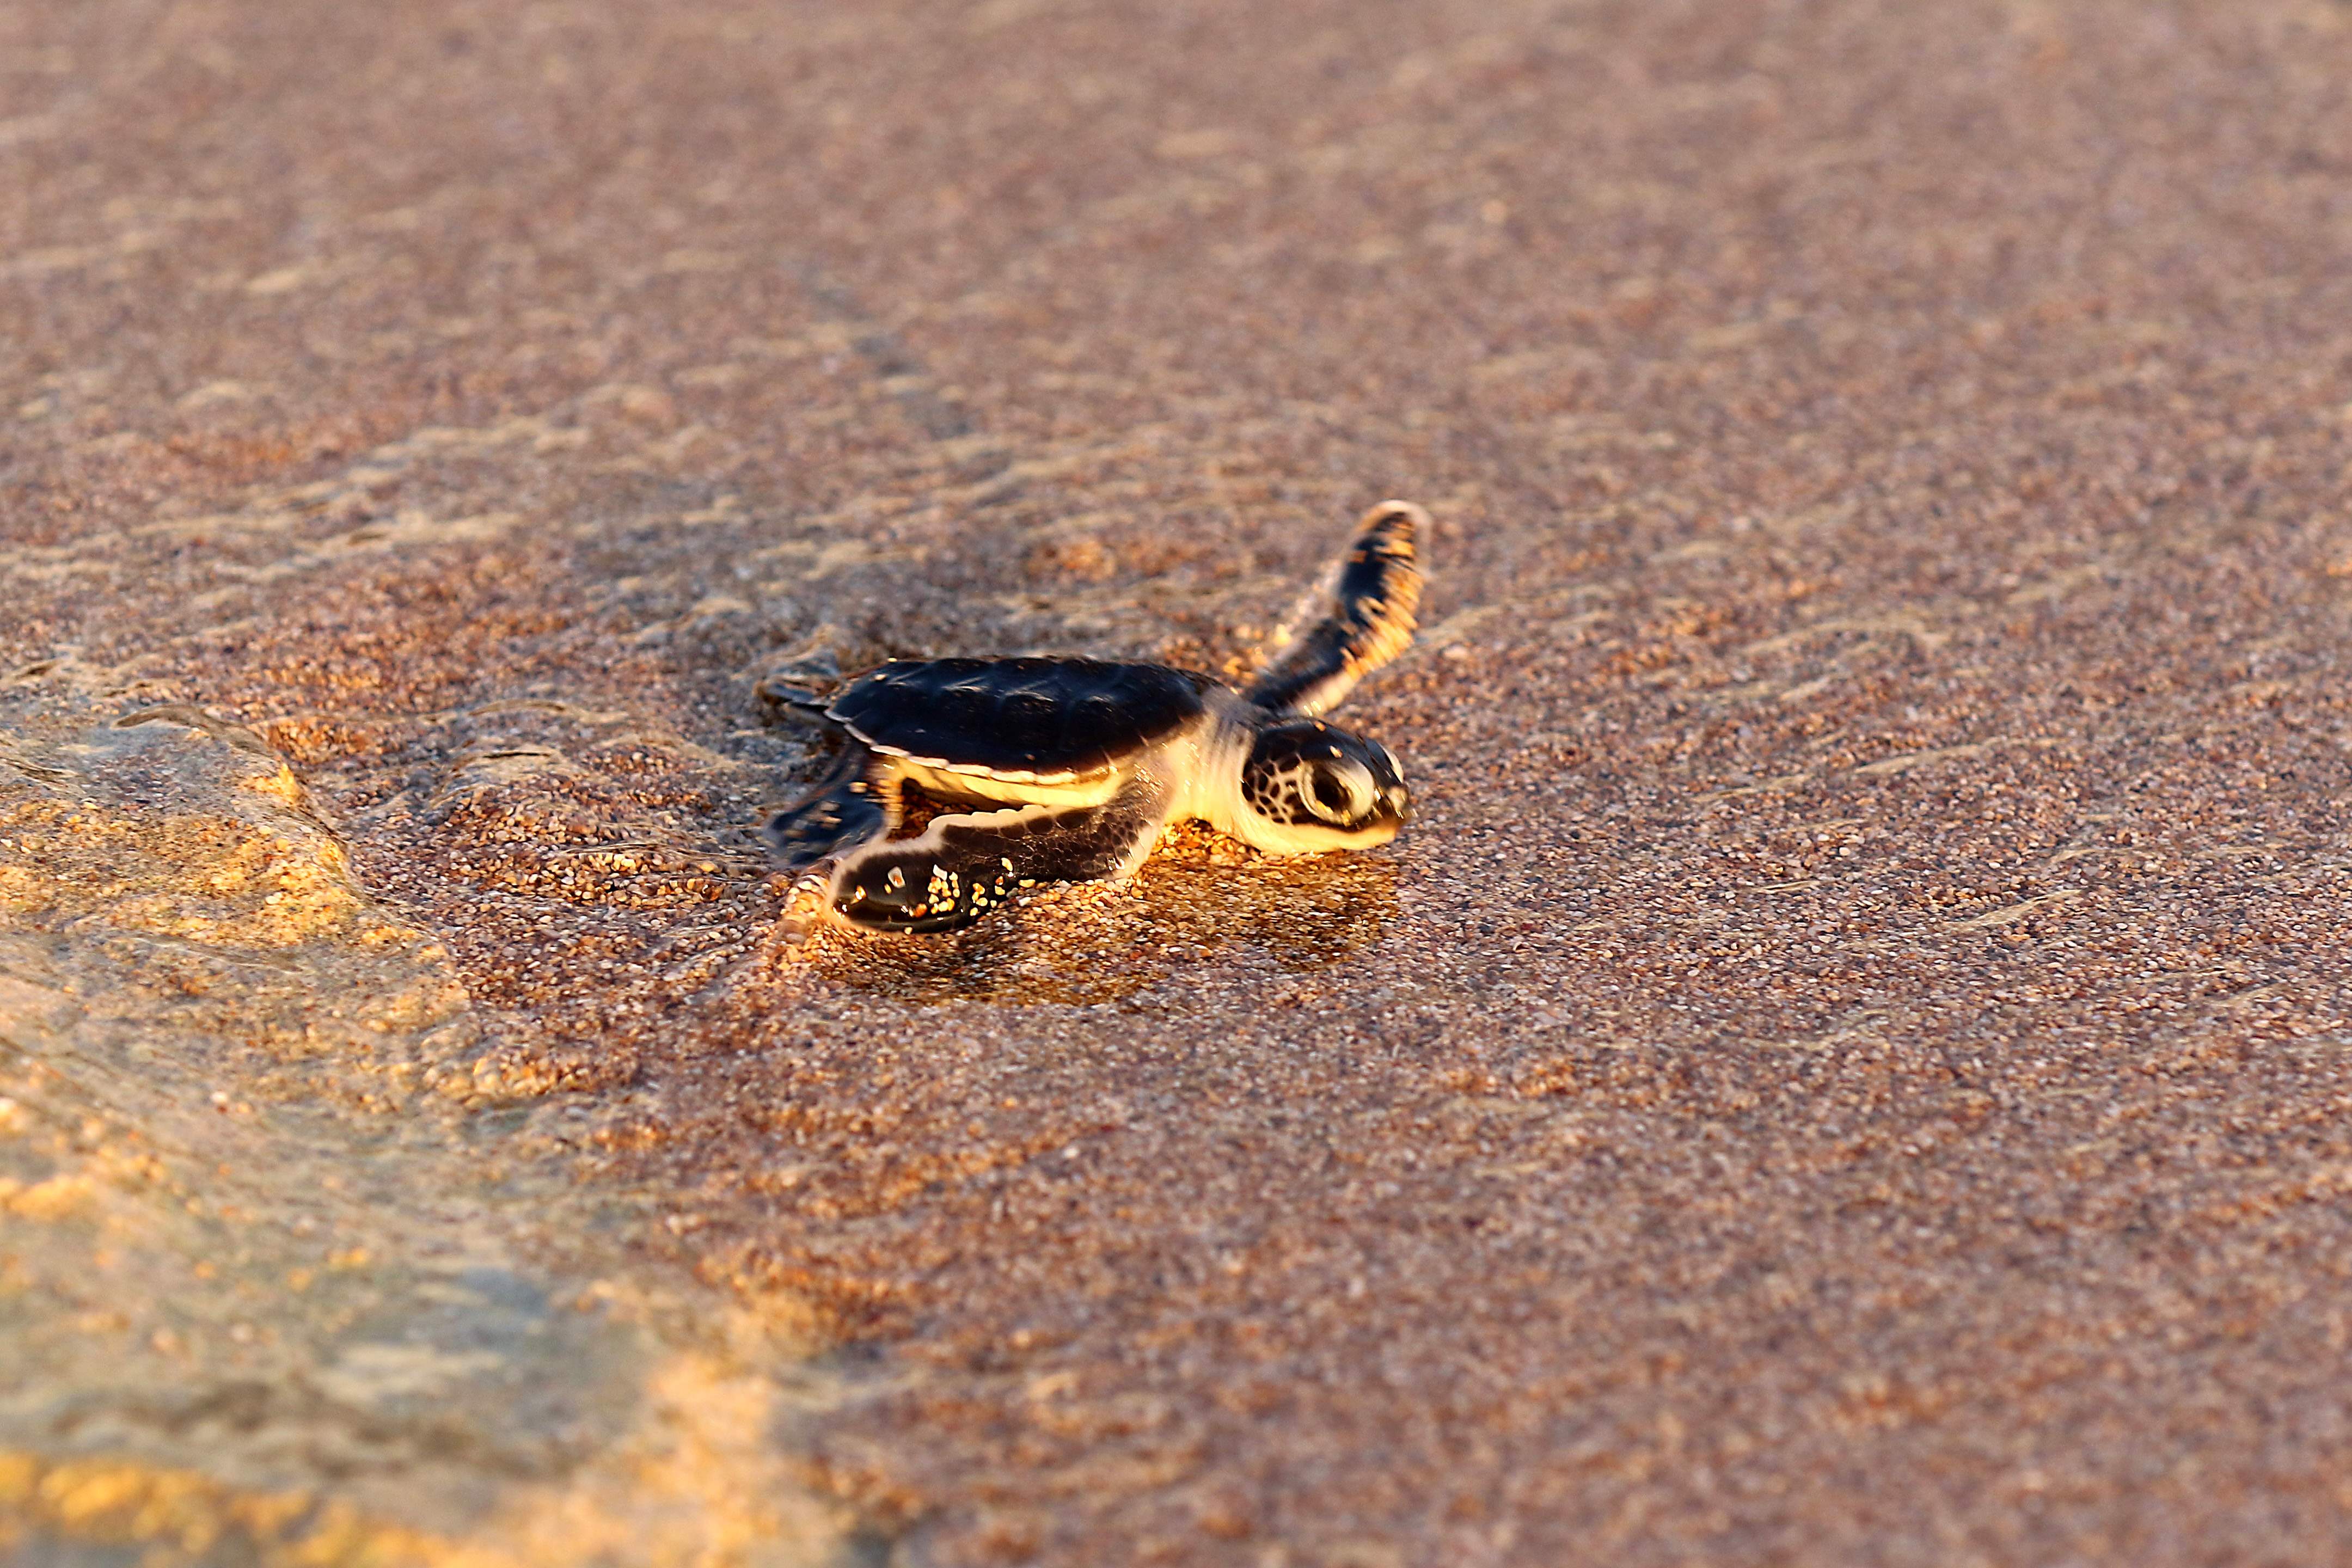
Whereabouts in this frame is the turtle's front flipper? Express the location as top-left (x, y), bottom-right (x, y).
top-left (1242, 501), bottom-right (1426, 719)
top-left (765, 742), bottom-right (901, 942)
top-left (827, 780), bottom-right (1165, 934)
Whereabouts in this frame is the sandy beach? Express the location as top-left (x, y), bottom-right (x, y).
top-left (6, 1), bottom-right (2352, 1563)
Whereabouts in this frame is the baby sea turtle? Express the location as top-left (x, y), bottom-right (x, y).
top-left (761, 501), bottom-right (1426, 937)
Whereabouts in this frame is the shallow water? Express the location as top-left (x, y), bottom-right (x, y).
top-left (0, 707), bottom-right (849, 1564)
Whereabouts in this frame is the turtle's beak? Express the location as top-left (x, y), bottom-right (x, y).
top-left (1383, 782), bottom-right (1412, 825)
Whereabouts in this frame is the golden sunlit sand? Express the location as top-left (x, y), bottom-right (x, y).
top-left (6, 1), bottom-right (2352, 1563)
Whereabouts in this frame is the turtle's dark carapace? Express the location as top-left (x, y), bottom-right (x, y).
top-left (830, 657), bottom-right (1211, 780)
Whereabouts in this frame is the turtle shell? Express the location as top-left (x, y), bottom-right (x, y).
top-left (829, 657), bottom-right (1213, 783)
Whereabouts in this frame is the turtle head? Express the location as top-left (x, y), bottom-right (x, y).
top-left (1233, 719), bottom-right (1411, 854)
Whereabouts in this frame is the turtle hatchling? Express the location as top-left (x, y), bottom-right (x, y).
top-left (760, 500), bottom-right (1426, 936)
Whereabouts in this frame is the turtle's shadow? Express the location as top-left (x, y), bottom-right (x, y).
top-left (819, 843), bottom-right (1401, 1008)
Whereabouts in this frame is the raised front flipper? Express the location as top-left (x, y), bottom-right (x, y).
top-left (1242, 500), bottom-right (1426, 719)
top-left (825, 782), bottom-right (1165, 934)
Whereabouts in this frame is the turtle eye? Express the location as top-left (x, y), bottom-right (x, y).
top-left (1309, 769), bottom-right (1353, 820)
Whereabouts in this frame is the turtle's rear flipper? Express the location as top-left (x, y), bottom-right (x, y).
top-left (762, 742), bottom-right (889, 871)
top-left (830, 786), bottom-right (1162, 934)
top-left (1243, 501), bottom-right (1426, 719)
top-left (752, 639), bottom-right (846, 727)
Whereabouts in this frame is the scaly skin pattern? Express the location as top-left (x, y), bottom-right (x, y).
top-left (825, 774), bottom-right (1170, 933)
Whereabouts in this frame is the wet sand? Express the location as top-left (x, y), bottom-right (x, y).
top-left (7, 1), bottom-right (2352, 1563)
